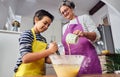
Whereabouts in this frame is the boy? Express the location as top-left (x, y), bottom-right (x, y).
top-left (14, 9), bottom-right (58, 76)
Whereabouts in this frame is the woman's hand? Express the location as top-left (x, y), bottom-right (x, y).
top-left (73, 30), bottom-right (96, 41)
top-left (73, 30), bottom-right (85, 37)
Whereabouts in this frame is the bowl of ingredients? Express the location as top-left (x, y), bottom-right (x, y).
top-left (49, 55), bottom-right (85, 77)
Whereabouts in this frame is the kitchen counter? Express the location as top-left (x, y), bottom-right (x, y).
top-left (19, 74), bottom-right (120, 77)
top-left (80, 74), bottom-right (120, 77)
top-left (0, 29), bottom-right (21, 34)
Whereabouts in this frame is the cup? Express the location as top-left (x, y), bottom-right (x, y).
top-left (66, 33), bottom-right (78, 44)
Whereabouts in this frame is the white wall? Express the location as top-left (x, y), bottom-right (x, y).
top-left (101, 0), bottom-right (120, 14)
top-left (0, 0), bottom-right (17, 30)
top-left (107, 6), bottom-right (120, 51)
top-left (0, 2), bottom-right (8, 29)
top-left (20, 16), bottom-right (33, 32)
top-left (0, 31), bottom-right (20, 77)
top-left (92, 5), bottom-right (108, 26)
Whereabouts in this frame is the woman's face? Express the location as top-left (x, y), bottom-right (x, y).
top-left (60, 5), bottom-right (74, 20)
top-left (35, 16), bottom-right (52, 33)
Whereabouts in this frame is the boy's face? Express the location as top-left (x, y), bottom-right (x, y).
top-left (35, 16), bottom-right (52, 33)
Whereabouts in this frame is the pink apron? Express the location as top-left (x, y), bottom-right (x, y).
top-left (62, 17), bottom-right (102, 75)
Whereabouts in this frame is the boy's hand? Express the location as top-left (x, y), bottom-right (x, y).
top-left (48, 41), bottom-right (58, 54)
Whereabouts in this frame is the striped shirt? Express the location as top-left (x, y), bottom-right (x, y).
top-left (14, 30), bottom-right (47, 72)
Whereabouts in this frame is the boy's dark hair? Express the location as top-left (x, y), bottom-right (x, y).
top-left (33, 9), bottom-right (54, 25)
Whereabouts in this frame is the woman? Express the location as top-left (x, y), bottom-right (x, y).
top-left (14, 9), bottom-right (58, 76)
top-left (59, 1), bottom-right (102, 75)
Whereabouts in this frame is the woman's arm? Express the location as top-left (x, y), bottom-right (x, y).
top-left (77, 14), bottom-right (100, 42)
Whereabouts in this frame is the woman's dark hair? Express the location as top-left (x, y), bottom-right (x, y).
top-left (33, 9), bottom-right (54, 25)
top-left (59, 0), bottom-right (75, 11)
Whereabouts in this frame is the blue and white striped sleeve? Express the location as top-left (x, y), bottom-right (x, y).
top-left (19, 30), bottom-right (33, 57)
